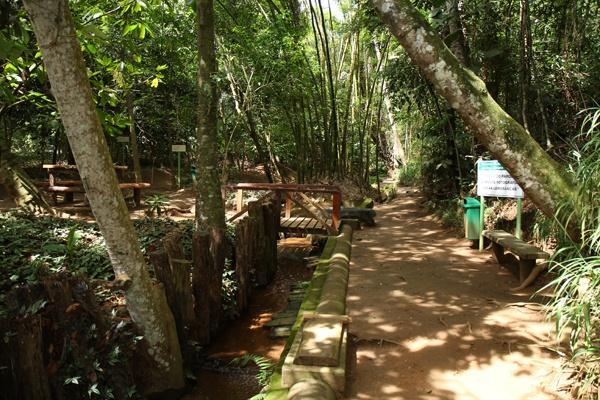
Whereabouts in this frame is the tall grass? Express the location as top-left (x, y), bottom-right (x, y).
top-left (546, 108), bottom-right (600, 398)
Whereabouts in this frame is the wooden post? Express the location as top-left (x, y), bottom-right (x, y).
top-left (248, 201), bottom-right (268, 286)
top-left (515, 197), bottom-right (523, 239)
top-left (262, 199), bottom-right (279, 281)
top-left (11, 316), bottom-right (52, 400)
top-left (236, 189), bottom-right (244, 212)
top-left (332, 191), bottom-right (342, 230)
top-left (235, 218), bottom-right (254, 313)
top-left (479, 195), bottom-right (485, 251)
top-left (191, 232), bottom-right (212, 345)
top-left (285, 195), bottom-right (292, 218)
top-left (274, 191), bottom-right (282, 233)
top-left (151, 231), bottom-right (197, 346)
top-left (133, 188), bottom-right (141, 207)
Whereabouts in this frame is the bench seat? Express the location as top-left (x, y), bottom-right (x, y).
top-left (36, 180), bottom-right (83, 187)
top-left (43, 182), bottom-right (151, 206)
top-left (484, 230), bottom-right (550, 260)
top-left (483, 229), bottom-right (550, 283)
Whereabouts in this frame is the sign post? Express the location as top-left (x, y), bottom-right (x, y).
top-left (479, 195), bottom-right (485, 251)
top-left (117, 136), bottom-right (129, 165)
top-left (171, 144), bottom-right (186, 188)
top-left (477, 160), bottom-right (524, 250)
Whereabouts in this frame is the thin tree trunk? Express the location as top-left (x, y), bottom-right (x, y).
top-left (195, 0), bottom-right (226, 335)
top-left (127, 91), bottom-right (143, 182)
top-left (374, 42), bottom-right (407, 171)
top-left (223, 61), bottom-right (275, 182)
top-left (341, 32), bottom-right (359, 174)
top-left (22, 0), bottom-right (184, 393)
top-left (316, 0), bottom-right (339, 176)
top-left (519, 0), bottom-right (533, 133)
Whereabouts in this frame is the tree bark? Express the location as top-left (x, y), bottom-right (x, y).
top-left (373, 0), bottom-right (578, 221)
top-left (195, 0), bottom-right (226, 232)
top-left (519, 0), bottom-right (533, 133)
top-left (223, 62), bottom-right (275, 182)
top-left (22, 0), bottom-right (184, 394)
top-left (195, 0), bottom-right (227, 334)
top-left (373, 42), bottom-right (407, 171)
top-left (127, 91), bottom-right (143, 183)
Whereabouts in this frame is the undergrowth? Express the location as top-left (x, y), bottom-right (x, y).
top-left (544, 108), bottom-right (600, 399)
top-left (423, 197), bottom-right (463, 228)
top-left (0, 213), bottom-right (238, 314)
top-left (230, 354), bottom-right (274, 400)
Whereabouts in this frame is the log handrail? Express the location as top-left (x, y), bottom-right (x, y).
top-left (42, 164), bottom-right (128, 170)
top-left (223, 183), bottom-right (341, 194)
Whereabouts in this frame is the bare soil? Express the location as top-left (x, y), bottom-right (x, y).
top-left (347, 189), bottom-right (569, 400)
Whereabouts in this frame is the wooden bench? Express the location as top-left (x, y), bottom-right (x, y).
top-left (483, 229), bottom-right (550, 284)
top-left (42, 182), bottom-right (150, 206)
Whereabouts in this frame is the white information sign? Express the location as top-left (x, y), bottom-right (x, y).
top-left (116, 136), bottom-right (130, 143)
top-left (477, 160), bottom-right (524, 198)
top-left (171, 144), bottom-right (186, 152)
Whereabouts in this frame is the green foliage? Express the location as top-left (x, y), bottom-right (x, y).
top-left (424, 197), bottom-right (463, 228)
top-left (221, 266), bottom-right (239, 320)
top-left (56, 316), bottom-right (143, 400)
top-left (145, 193), bottom-right (168, 216)
top-left (395, 162), bottom-right (420, 186)
top-left (230, 354), bottom-right (274, 388)
top-left (544, 108), bottom-right (600, 398)
top-left (0, 212), bottom-right (243, 318)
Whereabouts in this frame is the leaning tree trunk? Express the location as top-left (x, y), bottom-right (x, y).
top-left (373, 0), bottom-right (578, 222)
top-left (22, 0), bottom-right (184, 394)
top-left (195, 0), bottom-right (227, 336)
top-left (0, 160), bottom-right (53, 213)
top-left (0, 124), bottom-right (53, 212)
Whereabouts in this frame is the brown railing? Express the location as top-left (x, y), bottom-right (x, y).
top-left (223, 183), bottom-right (342, 232)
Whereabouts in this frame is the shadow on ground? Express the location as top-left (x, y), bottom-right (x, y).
top-left (346, 189), bottom-right (567, 400)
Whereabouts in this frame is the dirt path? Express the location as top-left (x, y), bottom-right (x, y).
top-left (347, 190), bottom-right (567, 400)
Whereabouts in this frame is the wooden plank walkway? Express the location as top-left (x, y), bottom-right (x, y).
top-left (280, 217), bottom-right (333, 235)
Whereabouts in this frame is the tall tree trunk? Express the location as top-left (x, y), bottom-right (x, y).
top-left (519, 0), bottom-right (533, 133)
top-left (373, 0), bottom-right (578, 222)
top-left (341, 32), bottom-right (359, 174)
top-left (22, 0), bottom-right (184, 394)
top-left (127, 91), bottom-right (143, 182)
top-left (195, 0), bottom-right (226, 335)
top-left (223, 64), bottom-right (275, 182)
top-left (374, 42), bottom-right (407, 171)
top-left (315, 0), bottom-right (339, 176)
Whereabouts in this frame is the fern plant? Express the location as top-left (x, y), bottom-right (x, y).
top-left (145, 194), bottom-right (168, 217)
top-left (229, 354), bottom-right (274, 388)
top-left (545, 108), bottom-right (600, 398)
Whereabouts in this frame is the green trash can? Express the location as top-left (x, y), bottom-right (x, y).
top-left (463, 197), bottom-right (481, 240)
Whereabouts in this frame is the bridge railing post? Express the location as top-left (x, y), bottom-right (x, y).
top-left (236, 189), bottom-right (244, 212)
top-left (332, 192), bottom-right (341, 230)
top-left (285, 195), bottom-right (292, 218)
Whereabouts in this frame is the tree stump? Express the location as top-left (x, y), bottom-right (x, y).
top-left (248, 200), bottom-right (268, 286)
top-left (235, 218), bottom-right (255, 313)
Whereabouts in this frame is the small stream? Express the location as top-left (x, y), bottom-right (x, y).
top-left (183, 242), bottom-right (315, 399)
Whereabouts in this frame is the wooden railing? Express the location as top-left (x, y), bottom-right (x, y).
top-left (222, 183), bottom-right (342, 232)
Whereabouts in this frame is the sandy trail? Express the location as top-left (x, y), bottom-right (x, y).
top-left (347, 190), bottom-right (567, 400)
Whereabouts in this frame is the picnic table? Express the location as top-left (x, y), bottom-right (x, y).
top-left (39, 164), bottom-right (150, 206)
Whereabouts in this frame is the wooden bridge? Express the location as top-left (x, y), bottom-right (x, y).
top-left (223, 183), bottom-right (342, 235)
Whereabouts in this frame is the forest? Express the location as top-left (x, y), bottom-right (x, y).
top-left (1, 0), bottom-right (599, 398)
